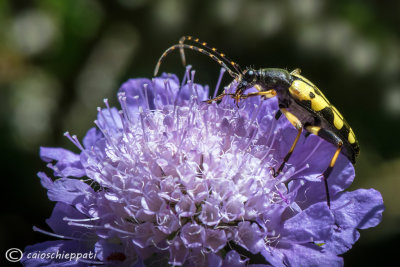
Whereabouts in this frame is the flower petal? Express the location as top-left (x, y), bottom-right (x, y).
top-left (40, 147), bottom-right (85, 178)
top-left (325, 188), bottom-right (384, 254)
top-left (282, 202), bottom-right (334, 243)
top-left (38, 172), bottom-right (93, 205)
top-left (264, 243), bottom-right (343, 267)
top-left (46, 202), bottom-right (90, 236)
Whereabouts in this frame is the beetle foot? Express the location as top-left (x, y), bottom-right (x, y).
top-left (269, 167), bottom-right (280, 178)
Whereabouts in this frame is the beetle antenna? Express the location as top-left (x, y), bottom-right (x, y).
top-left (178, 36), bottom-right (243, 75)
top-left (154, 44), bottom-right (239, 79)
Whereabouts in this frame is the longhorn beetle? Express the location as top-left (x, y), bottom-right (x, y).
top-left (154, 36), bottom-right (360, 208)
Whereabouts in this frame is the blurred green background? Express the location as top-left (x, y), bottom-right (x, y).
top-left (1, 0), bottom-right (399, 266)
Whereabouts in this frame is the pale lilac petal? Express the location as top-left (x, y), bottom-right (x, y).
top-left (169, 237), bottom-right (188, 266)
top-left (38, 172), bottom-right (92, 205)
top-left (333, 189), bottom-right (384, 229)
top-left (237, 222), bottom-right (266, 254)
top-left (40, 147), bottom-right (85, 178)
top-left (175, 195), bottom-right (196, 217)
top-left (282, 202), bottom-right (334, 243)
top-left (271, 243), bottom-right (343, 267)
top-left (199, 201), bottom-right (222, 226)
top-left (46, 202), bottom-right (90, 236)
top-left (82, 127), bottom-right (102, 149)
top-left (222, 250), bottom-right (248, 267)
top-left (181, 223), bottom-right (205, 248)
top-left (326, 189), bottom-right (384, 254)
top-left (205, 229), bottom-right (227, 252)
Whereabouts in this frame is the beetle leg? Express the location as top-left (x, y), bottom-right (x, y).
top-left (208, 89), bottom-right (277, 104)
top-left (205, 93), bottom-right (234, 104)
top-left (240, 89), bottom-right (277, 99)
top-left (271, 108), bottom-right (303, 177)
top-left (275, 110), bottom-right (282, 120)
top-left (305, 126), bottom-right (343, 208)
top-left (290, 68), bottom-right (302, 75)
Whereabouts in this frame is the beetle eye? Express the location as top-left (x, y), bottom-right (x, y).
top-left (244, 70), bottom-right (254, 81)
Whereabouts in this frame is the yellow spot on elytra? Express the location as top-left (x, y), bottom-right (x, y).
top-left (231, 61), bottom-right (235, 65)
top-left (188, 36), bottom-right (192, 40)
top-left (202, 42), bottom-right (207, 45)
top-left (199, 48), bottom-right (203, 52)
top-left (331, 106), bottom-right (344, 129)
top-left (348, 128), bottom-right (356, 144)
top-left (212, 48), bottom-right (217, 51)
top-left (332, 106), bottom-right (344, 119)
top-left (220, 53), bottom-right (225, 57)
top-left (293, 73), bottom-right (331, 104)
top-left (333, 114), bottom-right (344, 130)
top-left (289, 81), bottom-right (307, 99)
top-left (195, 38), bottom-right (199, 42)
top-left (311, 98), bottom-right (329, 111)
top-left (289, 80), bottom-right (329, 111)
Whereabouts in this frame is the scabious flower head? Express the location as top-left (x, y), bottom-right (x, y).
top-left (24, 67), bottom-right (383, 266)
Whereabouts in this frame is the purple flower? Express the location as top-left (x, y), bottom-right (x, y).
top-left (24, 68), bottom-right (384, 266)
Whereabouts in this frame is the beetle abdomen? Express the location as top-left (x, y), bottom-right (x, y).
top-left (288, 74), bottom-right (360, 164)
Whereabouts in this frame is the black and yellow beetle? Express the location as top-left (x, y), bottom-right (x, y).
top-left (154, 36), bottom-right (360, 208)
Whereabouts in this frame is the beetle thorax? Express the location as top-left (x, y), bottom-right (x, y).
top-left (258, 68), bottom-right (292, 92)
